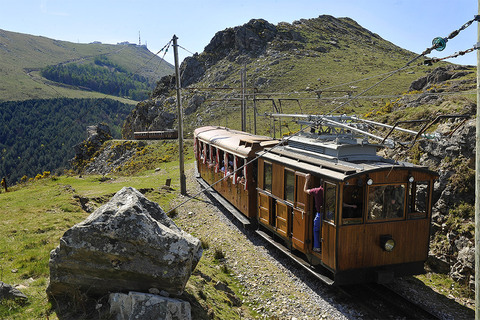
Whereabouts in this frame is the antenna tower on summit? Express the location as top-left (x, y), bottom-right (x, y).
top-left (138, 31), bottom-right (141, 46)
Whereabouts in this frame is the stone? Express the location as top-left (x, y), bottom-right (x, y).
top-left (0, 281), bottom-right (27, 302)
top-left (109, 291), bottom-right (191, 320)
top-left (47, 187), bottom-right (203, 302)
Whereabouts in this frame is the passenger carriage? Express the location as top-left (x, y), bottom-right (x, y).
top-left (194, 126), bottom-right (277, 219)
top-left (256, 131), bottom-right (437, 284)
top-left (193, 117), bottom-right (438, 285)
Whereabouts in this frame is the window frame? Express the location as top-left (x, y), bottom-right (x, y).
top-left (408, 180), bottom-right (430, 219)
top-left (324, 181), bottom-right (337, 224)
top-left (263, 161), bottom-right (273, 192)
top-left (367, 183), bottom-right (407, 222)
top-left (284, 168), bottom-right (295, 204)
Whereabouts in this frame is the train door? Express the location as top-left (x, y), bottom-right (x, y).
top-left (292, 172), bottom-right (308, 251)
top-left (274, 166), bottom-right (289, 239)
top-left (258, 161), bottom-right (274, 226)
top-left (322, 181), bottom-right (337, 268)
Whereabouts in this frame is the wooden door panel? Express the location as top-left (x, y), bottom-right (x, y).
top-left (276, 202), bottom-right (289, 238)
top-left (292, 208), bottom-right (306, 251)
top-left (295, 173), bottom-right (307, 211)
top-left (258, 193), bottom-right (271, 225)
top-left (322, 223), bottom-right (336, 269)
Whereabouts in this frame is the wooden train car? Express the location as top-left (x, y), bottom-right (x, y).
top-left (194, 126), bottom-right (278, 219)
top-left (194, 121), bottom-right (438, 285)
top-left (134, 130), bottom-right (178, 140)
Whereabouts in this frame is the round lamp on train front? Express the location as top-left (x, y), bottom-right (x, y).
top-left (380, 235), bottom-right (396, 252)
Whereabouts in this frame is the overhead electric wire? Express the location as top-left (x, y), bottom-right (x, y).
top-left (167, 15), bottom-right (479, 214)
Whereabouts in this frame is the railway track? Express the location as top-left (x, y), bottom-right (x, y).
top-left (195, 173), bottom-right (473, 319)
top-left (337, 283), bottom-right (439, 319)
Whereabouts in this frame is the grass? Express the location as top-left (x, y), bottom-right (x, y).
top-left (0, 141), bottom-right (257, 319)
top-left (0, 29), bottom-right (173, 102)
top-left (415, 273), bottom-right (474, 306)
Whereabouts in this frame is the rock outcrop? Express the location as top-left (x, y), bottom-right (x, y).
top-left (47, 187), bottom-right (203, 304)
top-left (83, 140), bottom-right (147, 175)
top-left (408, 65), bottom-right (473, 92)
top-left (121, 98), bottom-right (176, 139)
top-left (71, 123), bottom-right (112, 170)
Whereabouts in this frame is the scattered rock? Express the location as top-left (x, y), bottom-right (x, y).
top-left (0, 281), bottom-right (27, 303)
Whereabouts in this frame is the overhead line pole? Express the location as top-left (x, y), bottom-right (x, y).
top-left (173, 35), bottom-right (186, 195)
top-left (476, 2), bottom-right (480, 318)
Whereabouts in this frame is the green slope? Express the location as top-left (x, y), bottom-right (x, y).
top-left (145, 16), bottom-right (449, 137)
top-left (0, 28), bottom-right (173, 102)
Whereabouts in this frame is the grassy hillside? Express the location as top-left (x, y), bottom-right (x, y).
top-left (0, 140), bottom-right (259, 319)
top-left (145, 16), bottom-right (455, 137)
top-left (0, 98), bottom-right (135, 184)
top-left (0, 28), bottom-right (173, 102)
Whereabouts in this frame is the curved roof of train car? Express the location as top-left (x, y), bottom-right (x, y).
top-left (194, 126), bottom-right (278, 158)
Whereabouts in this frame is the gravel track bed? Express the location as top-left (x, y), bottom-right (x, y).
top-left (172, 167), bottom-right (473, 319)
top-left (173, 168), bottom-right (362, 319)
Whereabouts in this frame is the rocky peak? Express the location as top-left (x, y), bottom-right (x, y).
top-left (204, 19), bottom-right (278, 63)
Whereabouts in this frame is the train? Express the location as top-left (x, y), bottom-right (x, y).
top-left (133, 130), bottom-right (178, 140)
top-left (194, 115), bottom-right (439, 285)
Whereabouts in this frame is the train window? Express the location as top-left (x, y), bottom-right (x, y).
top-left (324, 182), bottom-right (336, 223)
top-left (368, 184), bottom-right (405, 221)
top-left (200, 142), bottom-right (206, 162)
top-left (284, 169), bottom-right (295, 203)
top-left (205, 145), bottom-right (210, 161)
top-left (218, 150), bottom-right (225, 171)
top-left (342, 185), bottom-right (363, 224)
top-left (408, 181), bottom-right (429, 218)
top-left (264, 162), bottom-right (272, 192)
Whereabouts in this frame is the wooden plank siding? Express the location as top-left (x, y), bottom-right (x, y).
top-left (367, 169), bottom-right (433, 185)
top-left (322, 222), bottom-right (336, 269)
top-left (272, 162), bottom-right (284, 199)
top-left (336, 219), bottom-right (430, 271)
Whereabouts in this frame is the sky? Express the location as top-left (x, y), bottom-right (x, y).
top-left (0, 0), bottom-right (478, 67)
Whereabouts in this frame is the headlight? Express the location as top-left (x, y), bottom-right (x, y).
top-left (380, 235), bottom-right (395, 252)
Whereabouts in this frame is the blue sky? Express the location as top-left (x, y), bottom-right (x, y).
top-left (0, 0), bottom-right (477, 66)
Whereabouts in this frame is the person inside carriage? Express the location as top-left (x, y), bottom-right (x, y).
top-left (304, 174), bottom-right (323, 253)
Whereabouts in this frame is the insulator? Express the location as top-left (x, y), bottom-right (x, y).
top-left (432, 37), bottom-right (447, 51)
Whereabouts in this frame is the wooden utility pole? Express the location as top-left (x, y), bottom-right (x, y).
top-left (173, 35), bottom-right (186, 195)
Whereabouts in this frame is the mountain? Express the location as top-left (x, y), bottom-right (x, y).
top-left (0, 29), bottom-right (174, 183)
top-left (0, 28), bottom-right (174, 102)
top-left (120, 15), bottom-right (478, 294)
top-left (122, 15), bottom-right (435, 137)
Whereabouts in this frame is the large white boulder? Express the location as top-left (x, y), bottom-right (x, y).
top-left (47, 187), bottom-right (202, 301)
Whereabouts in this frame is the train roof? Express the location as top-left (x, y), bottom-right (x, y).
top-left (261, 132), bottom-right (438, 182)
top-left (194, 126), bottom-right (278, 157)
